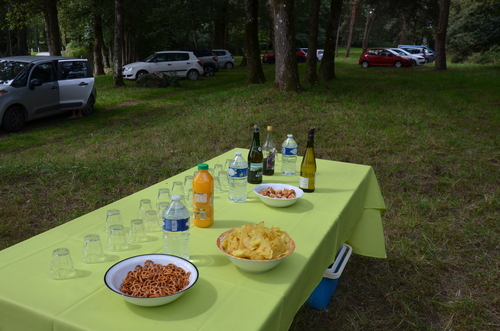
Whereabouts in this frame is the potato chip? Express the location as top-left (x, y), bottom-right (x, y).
top-left (221, 222), bottom-right (291, 260)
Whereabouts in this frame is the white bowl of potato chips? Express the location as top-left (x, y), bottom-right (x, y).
top-left (216, 222), bottom-right (295, 273)
top-left (253, 183), bottom-right (304, 208)
top-left (104, 254), bottom-right (199, 307)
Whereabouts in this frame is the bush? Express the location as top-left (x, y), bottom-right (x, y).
top-left (136, 72), bottom-right (181, 88)
top-left (64, 41), bottom-right (90, 58)
top-left (466, 45), bottom-right (500, 65)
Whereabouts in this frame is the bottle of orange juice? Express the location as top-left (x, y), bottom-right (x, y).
top-left (192, 163), bottom-right (214, 227)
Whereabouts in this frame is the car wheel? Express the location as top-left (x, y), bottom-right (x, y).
top-left (361, 61), bottom-right (369, 68)
top-left (394, 60), bottom-right (403, 68)
top-left (425, 58), bottom-right (430, 63)
top-left (297, 57), bottom-right (306, 63)
top-left (1, 105), bottom-right (26, 132)
top-left (203, 66), bottom-right (215, 77)
top-left (81, 94), bottom-right (95, 116)
top-left (267, 57), bottom-right (275, 64)
top-left (136, 70), bottom-right (148, 79)
top-left (224, 62), bottom-right (234, 70)
top-left (187, 70), bottom-right (199, 81)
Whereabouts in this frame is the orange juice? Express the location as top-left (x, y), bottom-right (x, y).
top-left (192, 163), bottom-right (214, 227)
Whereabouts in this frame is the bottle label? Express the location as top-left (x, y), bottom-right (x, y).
top-left (195, 192), bottom-right (208, 203)
top-left (228, 167), bottom-right (248, 178)
top-left (282, 147), bottom-right (297, 156)
top-left (299, 174), bottom-right (316, 189)
top-left (266, 151), bottom-right (276, 169)
top-left (162, 217), bottom-right (190, 232)
top-left (249, 163), bottom-right (263, 177)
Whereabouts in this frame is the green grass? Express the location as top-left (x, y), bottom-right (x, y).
top-left (1, 50), bottom-right (499, 330)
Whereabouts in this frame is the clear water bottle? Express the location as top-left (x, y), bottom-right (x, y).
top-left (281, 134), bottom-right (298, 176)
top-left (228, 151), bottom-right (248, 202)
top-left (162, 195), bottom-right (190, 259)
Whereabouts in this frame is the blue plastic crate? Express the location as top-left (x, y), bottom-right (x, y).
top-left (306, 243), bottom-right (352, 310)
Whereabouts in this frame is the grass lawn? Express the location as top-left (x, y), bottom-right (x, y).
top-left (1, 49), bottom-right (499, 330)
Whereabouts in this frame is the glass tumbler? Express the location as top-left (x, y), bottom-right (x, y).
top-left (50, 248), bottom-right (76, 280)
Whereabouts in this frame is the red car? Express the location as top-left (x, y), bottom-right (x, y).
top-left (359, 48), bottom-right (413, 68)
top-left (262, 48), bottom-right (307, 64)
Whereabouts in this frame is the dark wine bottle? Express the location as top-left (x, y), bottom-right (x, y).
top-left (247, 124), bottom-right (263, 184)
top-left (299, 128), bottom-right (316, 192)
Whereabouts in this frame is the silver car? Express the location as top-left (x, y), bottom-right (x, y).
top-left (211, 49), bottom-right (234, 69)
top-left (389, 48), bottom-right (426, 66)
top-left (0, 56), bottom-right (96, 132)
top-left (123, 51), bottom-right (204, 80)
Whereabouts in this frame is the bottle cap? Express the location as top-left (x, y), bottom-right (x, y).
top-left (198, 163), bottom-right (209, 170)
top-left (236, 152), bottom-right (242, 156)
top-left (171, 195), bottom-right (181, 201)
top-left (267, 126), bottom-right (273, 131)
top-left (287, 134), bottom-right (293, 137)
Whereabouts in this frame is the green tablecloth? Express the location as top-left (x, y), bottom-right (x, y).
top-left (0, 148), bottom-right (386, 331)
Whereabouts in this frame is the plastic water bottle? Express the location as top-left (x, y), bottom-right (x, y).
top-left (228, 152), bottom-right (248, 202)
top-left (162, 195), bottom-right (190, 259)
top-left (281, 134), bottom-right (298, 176)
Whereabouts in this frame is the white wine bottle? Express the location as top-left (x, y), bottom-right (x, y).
top-left (299, 128), bottom-right (316, 192)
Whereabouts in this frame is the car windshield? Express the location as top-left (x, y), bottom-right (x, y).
top-left (391, 49), bottom-right (406, 55)
top-left (0, 60), bottom-right (29, 84)
top-left (143, 54), bottom-right (156, 62)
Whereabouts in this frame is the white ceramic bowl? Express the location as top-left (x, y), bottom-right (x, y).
top-left (216, 229), bottom-right (296, 273)
top-left (104, 254), bottom-right (198, 307)
top-left (253, 183), bottom-right (304, 208)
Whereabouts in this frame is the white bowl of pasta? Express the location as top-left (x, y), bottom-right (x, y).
top-left (104, 254), bottom-right (199, 307)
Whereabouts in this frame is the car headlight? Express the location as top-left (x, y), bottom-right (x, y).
top-left (123, 67), bottom-right (132, 72)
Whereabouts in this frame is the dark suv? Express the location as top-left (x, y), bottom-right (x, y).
top-left (176, 48), bottom-right (219, 77)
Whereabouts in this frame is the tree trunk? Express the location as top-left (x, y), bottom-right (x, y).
top-left (113, 0), bottom-right (125, 87)
top-left (271, 0), bottom-right (301, 92)
top-left (305, 0), bottom-right (321, 86)
top-left (399, 13), bottom-right (407, 45)
top-left (318, 0), bottom-right (343, 81)
top-left (245, 0), bottom-right (266, 84)
top-left (345, 0), bottom-right (358, 58)
top-left (362, 11), bottom-right (376, 54)
top-left (17, 26), bottom-right (28, 56)
top-left (43, 0), bottom-right (62, 56)
top-left (434, 0), bottom-right (450, 70)
top-left (214, 0), bottom-right (228, 48)
top-left (92, 0), bottom-right (105, 76)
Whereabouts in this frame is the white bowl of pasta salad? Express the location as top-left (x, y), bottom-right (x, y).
top-left (104, 254), bottom-right (199, 307)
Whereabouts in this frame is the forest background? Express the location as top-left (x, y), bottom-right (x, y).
top-left (1, 0), bottom-right (499, 68)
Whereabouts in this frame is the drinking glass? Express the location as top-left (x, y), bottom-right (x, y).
top-left (224, 159), bottom-right (232, 171)
top-left (128, 219), bottom-right (148, 243)
top-left (184, 176), bottom-right (194, 195)
top-left (171, 181), bottom-right (185, 199)
top-left (218, 170), bottom-right (230, 191)
top-left (107, 225), bottom-right (129, 251)
top-left (214, 176), bottom-right (222, 194)
top-left (144, 210), bottom-right (161, 233)
top-left (138, 199), bottom-right (153, 220)
top-left (50, 248), bottom-right (76, 280)
top-left (82, 234), bottom-right (105, 264)
top-left (157, 188), bottom-right (171, 205)
top-left (105, 209), bottom-right (123, 233)
top-left (157, 201), bottom-right (169, 219)
top-left (213, 164), bottom-right (223, 178)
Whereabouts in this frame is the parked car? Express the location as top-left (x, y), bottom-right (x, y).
top-left (122, 51), bottom-right (203, 81)
top-left (0, 55), bottom-right (96, 132)
top-left (176, 47), bottom-right (220, 76)
top-left (262, 48), bottom-right (307, 64)
top-left (399, 46), bottom-right (435, 63)
top-left (211, 49), bottom-right (234, 69)
top-left (317, 49), bottom-right (324, 61)
top-left (359, 48), bottom-right (414, 68)
top-left (389, 48), bottom-right (426, 66)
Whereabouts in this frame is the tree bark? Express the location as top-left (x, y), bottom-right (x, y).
top-left (92, 0), bottom-right (105, 76)
top-left (43, 0), bottom-right (62, 56)
top-left (318, 0), bottom-right (343, 81)
top-left (399, 13), bottom-right (407, 45)
top-left (214, 0), bottom-right (228, 49)
top-left (245, 0), bottom-right (266, 84)
top-left (344, 0), bottom-right (358, 58)
top-left (305, 0), bottom-right (321, 86)
top-left (434, 0), bottom-right (450, 70)
top-left (17, 26), bottom-right (29, 56)
top-left (271, 0), bottom-right (301, 92)
top-left (113, 0), bottom-right (125, 87)
top-left (361, 11), bottom-right (376, 54)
